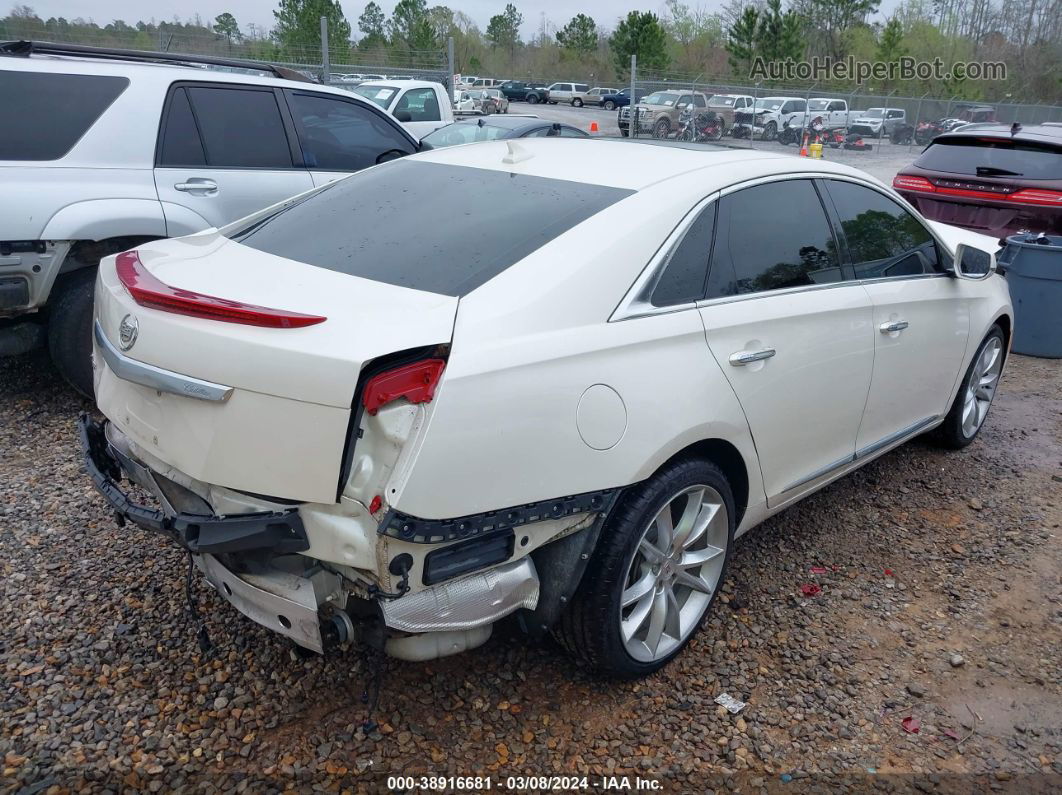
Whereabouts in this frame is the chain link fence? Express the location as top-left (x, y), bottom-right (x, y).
top-left (2, 23), bottom-right (452, 88)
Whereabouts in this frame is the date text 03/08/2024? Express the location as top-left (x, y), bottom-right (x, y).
top-left (386, 775), bottom-right (663, 791)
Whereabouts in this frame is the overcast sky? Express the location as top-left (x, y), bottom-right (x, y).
top-left (22, 1), bottom-right (894, 38)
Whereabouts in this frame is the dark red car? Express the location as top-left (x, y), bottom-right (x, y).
top-left (893, 123), bottom-right (1062, 240)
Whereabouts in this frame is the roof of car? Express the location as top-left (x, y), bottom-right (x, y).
top-left (0, 46), bottom-right (378, 104)
top-left (356, 78), bottom-right (440, 90)
top-left (933, 123), bottom-right (1062, 146)
top-left (413, 137), bottom-right (881, 192)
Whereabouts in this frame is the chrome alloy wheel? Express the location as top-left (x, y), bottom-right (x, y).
top-left (619, 485), bottom-right (728, 663)
top-left (961, 336), bottom-right (1003, 438)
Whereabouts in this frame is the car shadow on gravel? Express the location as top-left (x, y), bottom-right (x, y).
top-left (1, 350), bottom-right (1059, 793)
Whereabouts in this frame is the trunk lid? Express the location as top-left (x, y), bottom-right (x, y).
top-left (94, 232), bottom-right (457, 504)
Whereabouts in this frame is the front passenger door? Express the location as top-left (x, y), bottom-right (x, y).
top-left (698, 179), bottom-right (875, 505)
top-left (821, 179), bottom-right (969, 453)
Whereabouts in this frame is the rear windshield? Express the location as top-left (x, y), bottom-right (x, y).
top-left (225, 160), bottom-right (633, 296)
top-left (916, 138), bottom-right (1062, 179)
top-left (0, 71), bottom-right (129, 160)
top-left (422, 123), bottom-right (514, 147)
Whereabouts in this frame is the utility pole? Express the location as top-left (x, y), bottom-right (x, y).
top-left (320, 16), bottom-right (330, 84)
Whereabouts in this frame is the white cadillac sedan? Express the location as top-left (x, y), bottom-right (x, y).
top-left (80, 139), bottom-right (1011, 678)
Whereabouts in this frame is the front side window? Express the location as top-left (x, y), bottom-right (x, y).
top-left (824, 180), bottom-right (944, 278)
top-left (652, 202), bottom-right (716, 307)
top-left (1, 72), bottom-right (128, 160)
top-left (394, 87), bottom-right (441, 121)
top-left (693, 95), bottom-right (707, 107)
top-left (708, 180), bottom-right (842, 298)
top-left (287, 91), bottom-right (414, 171)
top-left (185, 86), bottom-right (292, 168)
top-left (225, 160), bottom-right (633, 296)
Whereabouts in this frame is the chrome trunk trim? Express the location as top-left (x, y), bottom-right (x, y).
top-left (94, 320), bottom-right (233, 402)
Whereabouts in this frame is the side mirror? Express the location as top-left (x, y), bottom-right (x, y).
top-left (394, 110), bottom-right (412, 122)
top-left (953, 243), bottom-right (996, 280)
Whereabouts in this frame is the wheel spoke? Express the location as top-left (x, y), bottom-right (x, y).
top-left (644, 589), bottom-right (668, 655)
top-left (654, 507), bottom-right (674, 550)
top-left (679, 544), bottom-right (724, 568)
top-left (639, 539), bottom-right (665, 565)
top-left (664, 586), bottom-right (682, 639)
top-left (672, 489), bottom-right (705, 549)
top-left (622, 570), bottom-right (655, 608)
top-left (682, 503), bottom-right (718, 551)
top-left (621, 589), bottom-right (654, 643)
top-left (674, 569), bottom-right (713, 594)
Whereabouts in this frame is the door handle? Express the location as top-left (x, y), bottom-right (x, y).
top-left (879, 320), bottom-right (909, 334)
top-left (729, 348), bottom-right (776, 366)
top-left (173, 178), bottom-right (218, 194)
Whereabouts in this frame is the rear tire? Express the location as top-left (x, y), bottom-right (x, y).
top-left (555, 458), bottom-right (735, 678)
top-left (936, 326), bottom-right (1005, 449)
top-left (573, 98), bottom-right (583, 107)
top-left (47, 267), bottom-right (97, 398)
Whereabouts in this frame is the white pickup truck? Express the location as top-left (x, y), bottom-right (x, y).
top-left (805, 98), bottom-right (850, 129)
top-left (350, 79), bottom-right (452, 139)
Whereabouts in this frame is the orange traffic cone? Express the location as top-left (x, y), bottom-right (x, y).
top-left (589, 121), bottom-right (599, 133)
top-left (799, 131), bottom-right (809, 157)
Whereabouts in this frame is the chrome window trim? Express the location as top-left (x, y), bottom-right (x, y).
top-left (94, 320), bottom-right (233, 402)
top-left (610, 170), bottom-right (955, 322)
top-left (609, 192), bottom-right (720, 322)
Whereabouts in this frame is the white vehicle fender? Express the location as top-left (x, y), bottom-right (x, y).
top-left (40, 199), bottom-right (167, 242)
top-left (158, 201), bottom-right (214, 237)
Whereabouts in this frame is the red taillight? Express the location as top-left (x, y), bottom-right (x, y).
top-left (114, 251), bottom-right (327, 328)
top-left (893, 175), bottom-right (936, 193)
top-left (1008, 188), bottom-right (1062, 206)
top-left (362, 359), bottom-right (446, 416)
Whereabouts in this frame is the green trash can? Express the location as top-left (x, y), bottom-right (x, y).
top-left (998, 233), bottom-right (1062, 358)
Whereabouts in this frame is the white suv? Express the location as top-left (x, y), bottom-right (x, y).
top-left (0, 41), bottom-right (422, 394)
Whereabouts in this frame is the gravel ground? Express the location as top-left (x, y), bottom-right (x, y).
top-left (521, 102), bottom-right (920, 184)
top-left (1, 347), bottom-right (1060, 794)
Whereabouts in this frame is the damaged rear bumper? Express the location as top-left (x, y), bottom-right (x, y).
top-left (78, 414), bottom-right (309, 555)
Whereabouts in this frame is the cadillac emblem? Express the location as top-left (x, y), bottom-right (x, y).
top-left (118, 314), bottom-right (138, 351)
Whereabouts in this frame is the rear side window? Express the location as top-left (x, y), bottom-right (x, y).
top-left (287, 92), bottom-right (414, 171)
top-left (824, 180), bottom-right (944, 278)
top-left (394, 87), bottom-right (441, 121)
top-left (652, 203), bottom-right (716, 307)
top-left (0, 72), bottom-right (128, 160)
top-left (225, 160), bottom-right (633, 296)
top-left (185, 86), bottom-right (292, 168)
top-left (708, 180), bottom-right (842, 298)
top-left (158, 87), bottom-right (206, 166)
top-left (916, 138), bottom-right (1062, 179)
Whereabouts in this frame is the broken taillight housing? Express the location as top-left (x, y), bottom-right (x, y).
top-left (362, 359), bottom-right (446, 416)
top-left (115, 251), bottom-right (327, 328)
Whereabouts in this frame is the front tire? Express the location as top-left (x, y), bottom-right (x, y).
top-left (937, 326), bottom-right (1005, 449)
top-left (762, 121), bottom-right (777, 141)
top-left (652, 118), bottom-right (670, 139)
top-left (604, 100), bottom-right (616, 111)
top-left (555, 458), bottom-right (735, 678)
top-left (47, 267), bottom-right (97, 398)
top-left (527, 94), bottom-right (539, 105)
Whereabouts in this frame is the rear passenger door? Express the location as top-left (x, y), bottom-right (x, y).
top-left (154, 83), bottom-right (312, 234)
top-left (697, 178), bottom-right (875, 506)
top-left (284, 90), bottom-right (418, 186)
